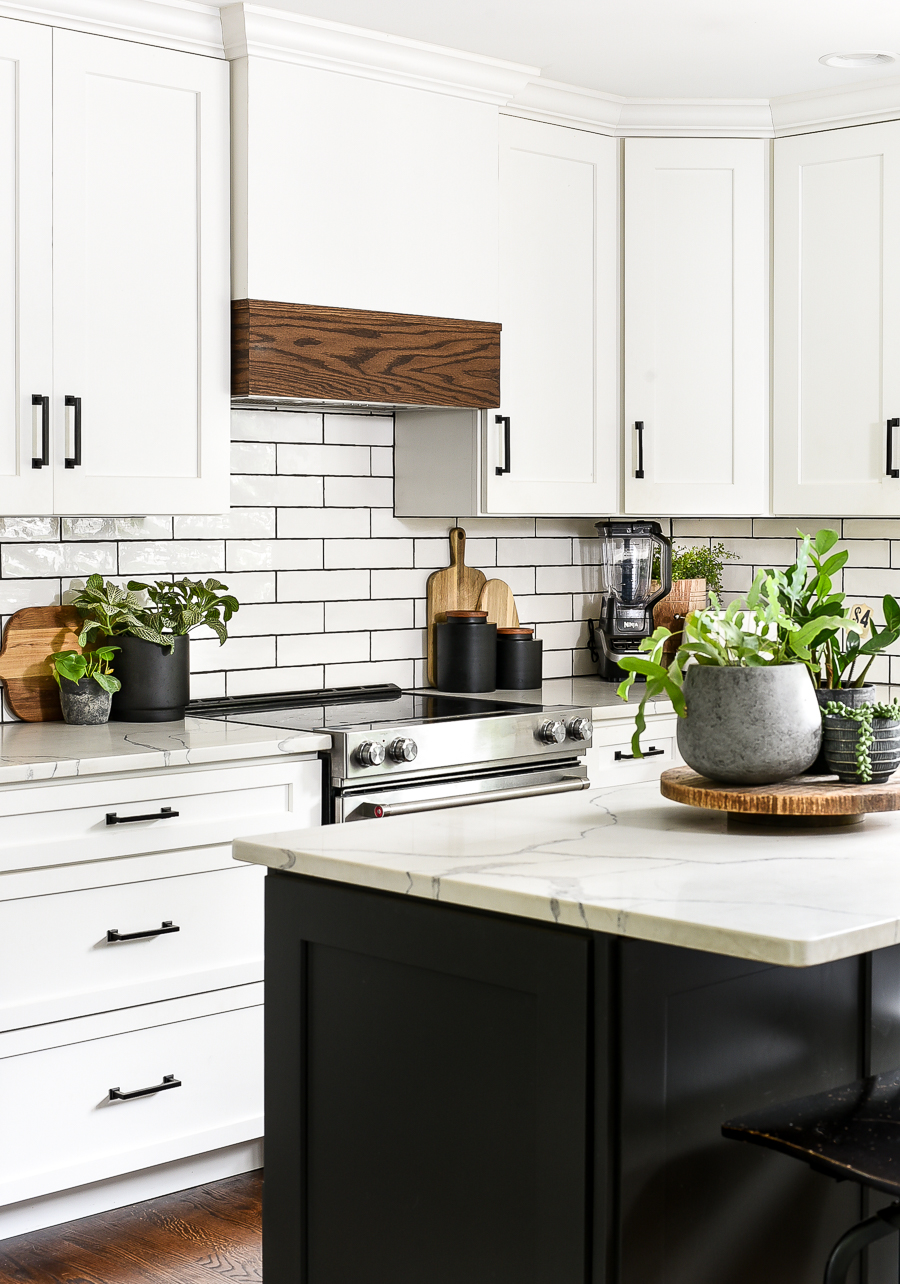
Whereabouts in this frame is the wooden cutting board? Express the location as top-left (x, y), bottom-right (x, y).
top-left (0, 606), bottom-right (85, 721)
top-left (425, 528), bottom-right (486, 686)
top-left (477, 579), bottom-right (519, 630)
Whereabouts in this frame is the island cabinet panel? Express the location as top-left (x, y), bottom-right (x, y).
top-left (264, 872), bottom-right (596, 1284)
top-left (616, 940), bottom-right (864, 1284)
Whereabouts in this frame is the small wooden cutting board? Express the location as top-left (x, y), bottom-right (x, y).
top-left (477, 579), bottom-right (519, 630)
top-left (426, 528), bottom-right (486, 686)
top-left (0, 606), bottom-right (85, 721)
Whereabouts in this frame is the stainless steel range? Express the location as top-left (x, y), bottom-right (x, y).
top-left (188, 684), bottom-right (593, 823)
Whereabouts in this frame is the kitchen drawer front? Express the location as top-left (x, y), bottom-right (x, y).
top-left (588, 735), bottom-right (679, 787)
top-left (0, 994), bottom-right (263, 1207)
top-left (0, 757), bottom-right (322, 872)
top-left (0, 861), bottom-right (264, 1032)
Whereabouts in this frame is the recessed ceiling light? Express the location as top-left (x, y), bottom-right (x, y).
top-left (819, 51), bottom-right (899, 68)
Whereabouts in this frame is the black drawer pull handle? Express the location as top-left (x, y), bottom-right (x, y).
top-left (31, 394), bottom-right (49, 468)
top-left (109, 1073), bottom-right (181, 1102)
top-left (64, 394), bottom-right (81, 468)
top-left (107, 920), bottom-right (180, 943)
top-left (615, 746), bottom-right (664, 761)
top-left (635, 420), bottom-right (645, 478)
top-left (106, 806), bottom-right (179, 826)
top-left (494, 414), bottom-right (511, 475)
top-left (888, 418), bottom-right (900, 478)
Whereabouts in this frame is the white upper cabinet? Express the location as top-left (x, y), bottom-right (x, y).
top-left (774, 121), bottom-right (900, 516)
top-left (231, 55), bottom-right (500, 323)
top-left (0, 17), bottom-right (53, 515)
top-left (483, 116), bottom-right (619, 515)
top-left (623, 138), bottom-right (769, 516)
top-left (52, 31), bottom-right (230, 515)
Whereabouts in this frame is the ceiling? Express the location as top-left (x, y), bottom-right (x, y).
top-left (232, 0), bottom-right (900, 100)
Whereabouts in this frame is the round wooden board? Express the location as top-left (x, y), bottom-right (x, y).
top-left (661, 765), bottom-right (900, 817)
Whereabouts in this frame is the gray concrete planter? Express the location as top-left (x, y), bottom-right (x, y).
top-left (59, 676), bottom-right (112, 725)
top-left (676, 665), bottom-right (822, 785)
top-left (823, 715), bottom-right (900, 784)
top-left (815, 684), bottom-right (876, 712)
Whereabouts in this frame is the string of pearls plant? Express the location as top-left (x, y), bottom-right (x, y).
top-left (822, 700), bottom-right (900, 783)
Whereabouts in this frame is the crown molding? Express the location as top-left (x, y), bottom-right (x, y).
top-left (0, 0), bottom-right (224, 56)
top-left (220, 3), bottom-right (538, 104)
top-left (771, 75), bottom-right (900, 136)
top-left (504, 77), bottom-right (774, 138)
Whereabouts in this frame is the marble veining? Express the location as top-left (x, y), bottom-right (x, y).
top-left (0, 718), bottom-right (331, 785)
top-left (234, 781), bottom-right (900, 968)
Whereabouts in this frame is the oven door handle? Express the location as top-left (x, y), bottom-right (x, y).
top-left (356, 775), bottom-right (591, 819)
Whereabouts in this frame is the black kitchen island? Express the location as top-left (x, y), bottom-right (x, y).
top-left (236, 781), bottom-right (900, 1284)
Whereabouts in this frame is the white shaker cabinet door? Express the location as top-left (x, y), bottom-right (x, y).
top-left (483, 117), bottom-right (619, 515)
top-left (0, 17), bottom-right (53, 515)
top-left (623, 138), bottom-right (769, 516)
top-left (51, 31), bottom-right (230, 515)
top-left (773, 122), bottom-right (900, 516)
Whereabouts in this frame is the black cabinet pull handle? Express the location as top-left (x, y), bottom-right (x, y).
top-left (64, 395), bottom-right (81, 468)
top-left (888, 418), bottom-right (899, 478)
top-left (31, 395), bottom-right (49, 468)
top-left (635, 421), bottom-right (645, 478)
top-left (109, 1073), bottom-right (181, 1102)
top-left (106, 806), bottom-right (179, 826)
top-left (615, 746), bottom-right (664, 760)
top-left (494, 414), bottom-right (511, 475)
top-left (107, 920), bottom-right (180, 943)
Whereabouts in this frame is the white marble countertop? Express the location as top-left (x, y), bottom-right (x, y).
top-left (419, 676), bottom-right (675, 721)
top-left (0, 718), bottom-right (331, 785)
top-left (234, 779), bottom-right (900, 968)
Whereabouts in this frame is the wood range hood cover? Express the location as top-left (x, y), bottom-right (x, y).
top-left (232, 300), bottom-right (501, 409)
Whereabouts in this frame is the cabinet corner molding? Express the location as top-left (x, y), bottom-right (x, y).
top-left (231, 299), bottom-right (501, 409)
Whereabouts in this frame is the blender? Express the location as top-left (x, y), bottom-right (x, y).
top-left (590, 520), bottom-right (672, 681)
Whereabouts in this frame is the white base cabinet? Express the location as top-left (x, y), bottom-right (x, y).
top-left (0, 752), bottom-right (322, 1239)
top-left (624, 138), bottom-right (769, 516)
top-left (774, 120), bottom-right (900, 516)
top-left (0, 17), bottom-right (230, 516)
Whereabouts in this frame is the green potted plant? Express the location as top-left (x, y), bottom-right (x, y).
top-left (821, 700), bottom-right (900, 783)
top-left (653, 541), bottom-right (740, 653)
top-left (50, 645), bottom-right (121, 725)
top-left (72, 575), bottom-right (239, 722)
top-left (618, 532), bottom-right (854, 784)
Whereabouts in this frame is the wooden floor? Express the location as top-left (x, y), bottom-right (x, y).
top-left (0, 1170), bottom-right (262, 1284)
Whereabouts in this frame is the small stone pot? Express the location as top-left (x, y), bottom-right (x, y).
top-left (676, 664), bottom-right (822, 785)
top-left (823, 715), bottom-right (900, 784)
top-left (58, 676), bottom-right (112, 725)
top-left (110, 633), bottom-right (190, 722)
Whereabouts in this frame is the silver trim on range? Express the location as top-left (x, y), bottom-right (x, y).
top-left (352, 774), bottom-right (591, 819)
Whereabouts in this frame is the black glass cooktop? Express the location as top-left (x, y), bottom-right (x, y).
top-left (187, 684), bottom-right (548, 733)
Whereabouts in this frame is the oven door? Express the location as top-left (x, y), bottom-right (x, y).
top-left (335, 758), bottom-right (590, 823)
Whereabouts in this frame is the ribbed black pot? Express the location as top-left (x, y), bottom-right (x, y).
top-left (806, 685), bottom-right (877, 773)
top-left (110, 634), bottom-right (190, 722)
top-left (823, 715), bottom-right (900, 784)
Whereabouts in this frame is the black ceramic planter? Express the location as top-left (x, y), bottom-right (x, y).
top-left (59, 676), bottom-right (112, 725)
top-left (110, 634), bottom-right (190, 722)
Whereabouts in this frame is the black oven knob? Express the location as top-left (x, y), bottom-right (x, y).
top-left (538, 720), bottom-right (566, 745)
top-left (388, 737), bottom-right (418, 763)
top-left (566, 717), bottom-right (593, 742)
top-left (356, 741), bottom-right (386, 768)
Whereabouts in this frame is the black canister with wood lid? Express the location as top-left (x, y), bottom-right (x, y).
top-left (496, 627), bottom-right (542, 690)
top-left (435, 611), bottom-right (497, 692)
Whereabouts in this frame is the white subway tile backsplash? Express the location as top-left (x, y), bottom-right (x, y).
top-left (227, 665), bottom-right (324, 697)
top-left (370, 511), bottom-right (449, 538)
top-left (231, 410), bottom-right (323, 444)
top-left (324, 413), bottom-right (393, 446)
top-left (498, 538), bottom-right (571, 566)
top-left (542, 649), bottom-right (573, 679)
top-left (324, 659), bottom-right (414, 688)
top-left (370, 629), bottom-right (426, 661)
top-left (278, 507), bottom-right (370, 539)
top-left (231, 474), bottom-right (324, 507)
top-left (189, 671), bottom-right (226, 700)
top-left (0, 579), bottom-right (61, 612)
top-left (215, 571), bottom-right (276, 603)
top-left (536, 620), bottom-right (590, 651)
top-left (673, 518), bottom-right (753, 538)
top-left (324, 539), bottom-right (413, 569)
top-left (1, 542), bottom-right (115, 578)
top-left (278, 443), bottom-right (371, 477)
top-left (175, 508), bottom-right (276, 540)
top-left (119, 541), bottom-right (225, 575)
top-left (326, 599), bottom-right (414, 632)
top-left (278, 569), bottom-right (370, 601)
top-left (491, 566), bottom-right (536, 597)
top-left (515, 595), bottom-right (573, 623)
top-left (227, 540), bottom-right (323, 572)
top-left (325, 476), bottom-right (393, 508)
top-left (278, 631), bottom-right (370, 668)
top-left (371, 447), bottom-right (393, 477)
top-left (228, 602), bottom-right (325, 636)
top-left (0, 517), bottom-right (59, 541)
top-left (535, 565), bottom-right (594, 594)
top-left (370, 568), bottom-right (431, 599)
top-left (843, 567), bottom-right (900, 597)
top-left (191, 635), bottom-right (277, 672)
top-left (63, 517), bottom-right (173, 541)
top-left (231, 441), bottom-right (276, 474)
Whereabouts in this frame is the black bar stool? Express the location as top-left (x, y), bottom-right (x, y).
top-left (723, 1068), bottom-right (900, 1283)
